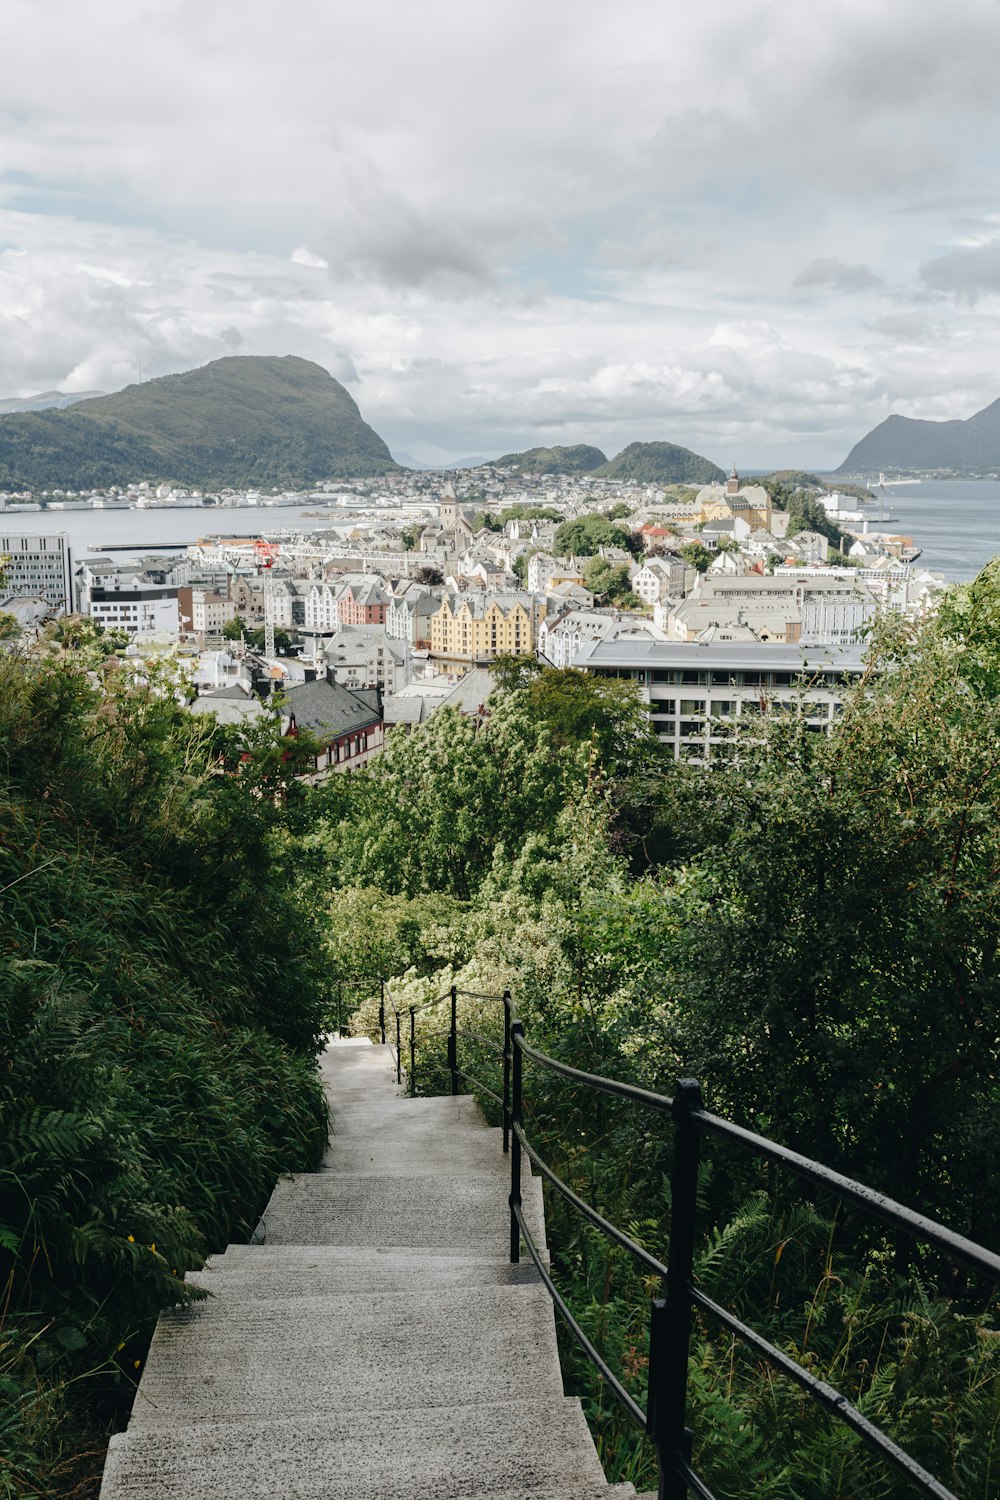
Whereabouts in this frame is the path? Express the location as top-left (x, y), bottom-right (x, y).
top-left (99, 1037), bottom-right (639, 1499)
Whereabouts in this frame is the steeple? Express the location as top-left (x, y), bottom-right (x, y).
top-left (727, 463), bottom-right (740, 496)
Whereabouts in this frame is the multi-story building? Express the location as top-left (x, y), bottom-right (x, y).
top-left (0, 532), bottom-right (72, 611)
top-left (430, 592), bottom-right (544, 666)
top-left (177, 586), bottom-right (236, 643)
top-left (90, 587), bottom-right (180, 638)
top-left (574, 638), bottom-right (867, 760)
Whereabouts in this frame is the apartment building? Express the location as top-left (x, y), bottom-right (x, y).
top-left (0, 532), bottom-right (72, 611)
top-left (430, 592), bottom-right (543, 665)
top-left (575, 638), bottom-right (866, 760)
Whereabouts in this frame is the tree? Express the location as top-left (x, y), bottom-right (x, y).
top-left (223, 613), bottom-right (246, 640)
top-left (680, 542), bottom-right (713, 574)
top-left (553, 513), bottom-right (632, 558)
top-left (400, 525), bottom-right (420, 550)
top-left (0, 609), bottom-right (20, 639)
top-left (414, 565), bottom-right (444, 585)
top-left (582, 557), bottom-right (639, 606)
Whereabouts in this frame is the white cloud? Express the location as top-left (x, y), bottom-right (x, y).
top-left (2, 0), bottom-right (1000, 462)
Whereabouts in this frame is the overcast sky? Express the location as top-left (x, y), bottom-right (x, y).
top-left (4, 0), bottom-right (1000, 468)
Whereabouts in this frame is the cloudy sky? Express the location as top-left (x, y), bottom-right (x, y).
top-left (3, 0), bottom-right (1000, 468)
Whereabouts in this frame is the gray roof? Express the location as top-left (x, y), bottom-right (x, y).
top-left (437, 667), bottom-right (496, 716)
top-left (282, 676), bottom-right (382, 739)
top-left (383, 695), bottom-right (426, 725)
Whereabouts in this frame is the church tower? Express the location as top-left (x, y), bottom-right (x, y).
top-left (439, 480), bottom-right (459, 529)
top-left (726, 464), bottom-right (740, 496)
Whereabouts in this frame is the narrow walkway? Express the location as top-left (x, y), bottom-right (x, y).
top-left (100, 1037), bottom-right (638, 1499)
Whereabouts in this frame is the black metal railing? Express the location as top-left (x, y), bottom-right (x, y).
top-left (332, 976), bottom-right (388, 1041)
top-left (400, 986), bottom-right (1000, 1500)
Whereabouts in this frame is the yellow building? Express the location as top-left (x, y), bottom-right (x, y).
top-left (695, 466), bottom-right (773, 530)
top-left (430, 592), bottom-right (543, 665)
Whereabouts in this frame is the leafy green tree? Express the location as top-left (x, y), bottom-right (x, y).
top-left (554, 513), bottom-right (633, 558)
top-left (582, 557), bottom-right (639, 607)
top-left (680, 541), bottom-right (714, 573)
top-left (223, 613), bottom-right (246, 640)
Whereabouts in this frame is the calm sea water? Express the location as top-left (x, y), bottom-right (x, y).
top-left (10, 480), bottom-right (1000, 583)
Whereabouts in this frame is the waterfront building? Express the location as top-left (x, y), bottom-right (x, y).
top-left (0, 531), bottom-right (72, 612)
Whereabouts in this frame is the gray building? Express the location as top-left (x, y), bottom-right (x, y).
top-left (574, 638), bottom-right (867, 760)
top-left (0, 532), bottom-right (73, 612)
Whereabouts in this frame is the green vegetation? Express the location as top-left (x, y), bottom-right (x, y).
top-left (311, 564), bottom-right (1000, 1499)
top-left (495, 445), bottom-right (608, 474)
top-left (553, 513), bottom-right (639, 558)
top-left (1, 645), bottom-right (328, 1495)
top-left (11, 559), bottom-right (1000, 1498)
top-left (594, 442), bottom-right (724, 485)
top-left (679, 540), bottom-right (714, 573)
top-left (582, 557), bottom-right (640, 608)
top-left (0, 356), bottom-right (401, 490)
top-left (763, 480), bottom-right (849, 548)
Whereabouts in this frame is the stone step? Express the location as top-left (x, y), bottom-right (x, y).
top-left (261, 1171), bottom-right (545, 1253)
top-left (129, 1284), bottom-right (564, 1428)
top-left (321, 1124), bottom-right (506, 1175)
top-left (186, 1250), bottom-right (541, 1298)
top-left (102, 1398), bottom-right (622, 1500)
top-left (324, 1095), bottom-right (492, 1135)
top-left (211, 1242), bottom-right (549, 1269)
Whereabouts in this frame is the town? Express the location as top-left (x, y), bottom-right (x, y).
top-left (1, 463), bottom-right (943, 771)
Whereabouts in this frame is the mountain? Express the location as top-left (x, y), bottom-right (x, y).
top-left (494, 444), bottom-right (608, 474)
top-left (0, 356), bottom-right (400, 490)
top-left (594, 441), bottom-right (724, 484)
top-left (0, 390), bottom-right (105, 415)
top-left (838, 397), bottom-right (1000, 475)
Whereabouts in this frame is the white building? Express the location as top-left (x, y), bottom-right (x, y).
top-left (90, 587), bottom-right (180, 638)
top-left (0, 532), bottom-right (73, 611)
top-left (575, 638), bottom-right (867, 760)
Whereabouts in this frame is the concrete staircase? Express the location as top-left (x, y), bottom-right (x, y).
top-left (99, 1037), bottom-right (637, 1500)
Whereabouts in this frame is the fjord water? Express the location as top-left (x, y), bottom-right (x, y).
top-left (865, 479), bottom-right (1000, 580)
top-left (21, 479), bottom-right (1000, 583)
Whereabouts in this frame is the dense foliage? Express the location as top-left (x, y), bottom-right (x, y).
top-left (593, 441), bottom-right (724, 484)
top-left (0, 646), bottom-right (328, 1497)
top-left (494, 445), bottom-right (608, 474)
top-left (314, 566), bottom-right (1000, 1499)
top-left (0, 355), bottom-right (400, 490)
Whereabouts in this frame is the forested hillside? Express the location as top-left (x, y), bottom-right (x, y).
top-left (0, 640), bottom-right (329, 1497)
top-left (312, 567), bottom-right (1000, 1499)
top-left (5, 561), bottom-right (1000, 1498)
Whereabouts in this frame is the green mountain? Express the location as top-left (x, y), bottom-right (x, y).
top-left (0, 355), bottom-right (400, 490)
top-left (594, 441), bottom-right (724, 484)
top-left (495, 444), bottom-right (608, 474)
top-left (838, 396), bottom-right (1000, 475)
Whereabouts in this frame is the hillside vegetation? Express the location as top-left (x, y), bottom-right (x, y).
top-left (312, 569), bottom-right (1000, 1499)
top-left (0, 356), bottom-right (400, 490)
top-left (494, 444), bottom-right (608, 474)
top-left (0, 641), bottom-right (328, 1496)
top-left (7, 562), bottom-right (1000, 1497)
top-left (594, 441), bottom-right (724, 484)
top-left (838, 394), bottom-right (1000, 474)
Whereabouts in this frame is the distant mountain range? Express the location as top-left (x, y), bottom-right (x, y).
top-left (838, 397), bottom-right (1000, 475)
top-left (0, 356), bottom-right (399, 490)
top-left (0, 390), bottom-right (105, 415)
top-left (493, 440), bottom-right (723, 483)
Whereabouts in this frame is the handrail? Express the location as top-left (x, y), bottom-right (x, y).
top-left (400, 983), bottom-right (1000, 1500)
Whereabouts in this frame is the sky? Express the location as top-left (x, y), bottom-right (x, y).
top-left (3, 0), bottom-right (1000, 469)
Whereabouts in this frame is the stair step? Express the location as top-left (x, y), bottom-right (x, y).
top-left (102, 1398), bottom-right (615, 1500)
top-left (261, 1172), bottom-right (545, 1253)
top-left (324, 1095), bottom-right (492, 1135)
top-left (212, 1242), bottom-right (550, 1269)
top-left (129, 1284), bottom-right (564, 1427)
top-left (321, 1125), bottom-right (506, 1175)
top-left (188, 1251), bottom-right (541, 1297)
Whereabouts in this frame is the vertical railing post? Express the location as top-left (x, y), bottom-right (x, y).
top-left (394, 1005), bottom-right (402, 1087)
top-left (379, 977), bottom-right (386, 1046)
top-left (501, 990), bottom-right (511, 1154)
top-left (409, 1006), bottom-right (416, 1096)
top-left (647, 1078), bottom-right (702, 1500)
top-left (449, 984), bottom-right (459, 1095)
top-left (337, 983), bottom-right (342, 1038)
top-left (508, 1019), bottom-right (524, 1263)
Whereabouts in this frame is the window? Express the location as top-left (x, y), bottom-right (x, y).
top-left (710, 700), bottom-right (735, 716)
top-left (650, 697), bottom-right (676, 713)
top-left (679, 698), bottom-right (704, 715)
